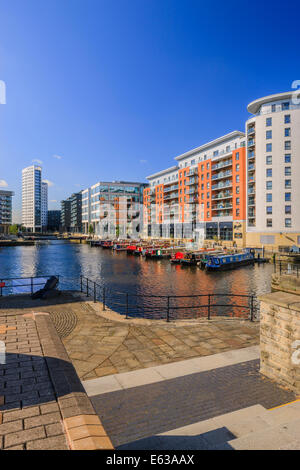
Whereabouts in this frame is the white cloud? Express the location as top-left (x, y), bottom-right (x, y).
top-left (0, 179), bottom-right (8, 187)
top-left (43, 179), bottom-right (54, 187)
top-left (53, 154), bottom-right (62, 160)
top-left (32, 159), bottom-right (43, 164)
top-left (50, 199), bottom-right (57, 203)
top-left (140, 159), bottom-right (147, 164)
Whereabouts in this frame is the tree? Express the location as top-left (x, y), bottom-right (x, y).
top-left (9, 224), bottom-right (19, 235)
top-left (88, 224), bottom-right (94, 235)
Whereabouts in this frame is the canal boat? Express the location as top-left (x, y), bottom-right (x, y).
top-left (126, 245), bottom-right (137, 254)
top-left (206, 252), bottom-right (255, 271)
top-left (170, 252), bottom-right (185, 264)
top-left (180, 252), bottom-right (203, 266)
top-left (102, 241), bottom-right (114, 249)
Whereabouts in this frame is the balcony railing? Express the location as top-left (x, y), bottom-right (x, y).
top-left (211, 171), bottom-right (232, 181)
top-left (211, 160), bottom-right (232, 171)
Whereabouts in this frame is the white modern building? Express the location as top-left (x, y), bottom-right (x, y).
top-left (0, 190), bottom-right (14, 235)
top-left (41, 181), bottom-right (48, 230)
top-left (245, 91), bottom-right (300, 247)
top-left (22, 165), bottom-right (42, 232)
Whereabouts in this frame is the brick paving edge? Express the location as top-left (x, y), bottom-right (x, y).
top-left (34, 313), bottom-right (114, 450)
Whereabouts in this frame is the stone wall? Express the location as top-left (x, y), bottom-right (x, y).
top-left (271, 273), bottom-right (300, 295)
top-left (259, 291), bottom-right (300, 394)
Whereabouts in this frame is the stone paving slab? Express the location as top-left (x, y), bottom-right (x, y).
top-left (83, 346), bottom-right (259, 396)
top-left (90, 359), bottom-right (296, 448)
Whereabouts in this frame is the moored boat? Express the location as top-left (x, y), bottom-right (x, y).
top-left (206, 252), bottom-right (255, 271)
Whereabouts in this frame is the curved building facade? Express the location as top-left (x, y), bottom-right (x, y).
top-left (246, 92), bottom-right (300, 248)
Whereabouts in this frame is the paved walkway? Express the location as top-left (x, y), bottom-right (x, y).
top-left (86, 348), bottom-right (296, 448)
top-left (0, 295), bottom-right (113, 450)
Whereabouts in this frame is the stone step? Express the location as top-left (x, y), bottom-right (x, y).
top-left (117, 405), bottom-right (271, 450)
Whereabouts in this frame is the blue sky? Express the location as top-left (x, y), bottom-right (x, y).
top-left (0, 0), bottom-right (299, 222)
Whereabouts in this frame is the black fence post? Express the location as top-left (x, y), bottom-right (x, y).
top-left (86, 278), bottom-right (89, 297)
top-left (93, 282), bottom-right (96, 303)
top-left (126, 293), bottom-right (129, 319)
top-left (208, 294), bottom-right (211, 320)
top-left (102, 287), bottom-right (106, 311)
top-left (250, 295), bottom-right (254, 321)
top-left (80, 275), bottom-right (83, 292)
top-left (166, 296), bottom-right (170, 322)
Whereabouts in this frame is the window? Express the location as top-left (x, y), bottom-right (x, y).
top-left (285, 141), bottom-right (291, 150)
top-left (266, 156), bottom-right (272, 165)
top-left (284, 114), bottom-right (291, 124)
top-left (266, 193), bottom-right (272, 202)
top-left (285, 128), bottom-right (291, 137)
top-left (207, 182), bottom-right (210, 189)
top-left (206, 173), bottom-right (210, 179)
top-left (236, 209), bottom-right (240, 216)
top-left (285, 192), bottom-right (291, 201)
top-left (191, 159), bottom-right (195, 165)
top-left (285, 154), bottom-right (291, 163)
top-left (207, 202), bottom-right (210, 208)
top-left (206, 163), bottom-right (210, 169)
top-left (282, 102), bottom-right (290, 110)
top-left (236, 186), bottom-right (240, 194)
top-left (266, 181), bottom-right (272, 190)
top-left (266, 206), bottom-right (272, 214)
top-left (226, 146), bottom-right (230, 152)
top-left (236, 164), bottom-right (240, 171)
top-left (266, 117), bottom-right (272, 126)
top-left (207, 192), bottom-right (210, 199)
top-left (285, 205), bottom-right (291, 214)
top-left (236, 197), bottom-right (240, 205)
top-left (271, 104), bottom-right (276, 112)
top-left (236, 175), bottom-right (240, 183)
top-left (285, 180), bottom-right (291, 188)
top-left (201, 164), bottom-right (204, 171)
top-left (285, 167), bottom-right (291, 176)
top-left (201, 184), bottom-right (204, 190)
top-left (285, 218), bottom-right (292, 227)
top-left (235, 152), bottom-right (239, 160)
top-left (207, 211), bottom-right (210, 218)
top-left (213, 150), bottom-right (219, 157)
top-left (266, 168), bottom-right (272, 177)
top-left (266, 143), bottom-right (272, 152)
top-left (267, 219), bottom-right (272, 227)
top-left (266, 130), bottom-right (272, 139)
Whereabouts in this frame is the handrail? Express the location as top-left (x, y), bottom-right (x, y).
top-left (80, 275), bottom-right (257, 322)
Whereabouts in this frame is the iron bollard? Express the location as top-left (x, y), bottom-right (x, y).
top-left (208, 294), bottom-right (211, 320)
top-left (86, 278), bottom-right (89, 297)
top-left (166, 296), bottom-right (170, 322)
top-left (102, 287), bottom-right (106, 311)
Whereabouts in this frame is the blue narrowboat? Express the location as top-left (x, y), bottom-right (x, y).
top-left (205, 252), bottom-right (255, 271)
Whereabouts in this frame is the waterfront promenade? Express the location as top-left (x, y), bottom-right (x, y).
top-left (0, 291), bottom-right (298, 450)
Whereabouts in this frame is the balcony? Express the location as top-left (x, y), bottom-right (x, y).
top-left (248, 140), bottom-right (255, 147)
top-left (212, 181), bottom-right (232, 190)
top-left (186, 178), bottom-right (198, 186)
top-left (211, 171), bottom-right (232, 181)
top-left (248, 152), bottom-right (255, 160)
top-left (211, 160), bottom-right (232, 171)
top-left (212, 203), bottom-right (233, 210)
top-left (248, 164), bottom-right (255, 172)
top-left (211, 192), bottom-right (232, 200)
top-left (247, 128), bottom-right (255, 135)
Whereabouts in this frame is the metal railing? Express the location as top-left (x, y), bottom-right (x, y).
top-left (80, 276), bottom-right (257, 322)
top-left (273, 262), bottom-right (300, 277)
top-left (0, 275), bottom-right (59, 296)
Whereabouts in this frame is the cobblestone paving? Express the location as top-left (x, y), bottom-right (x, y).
top-left (0, 313), bottom-right (69, 450)
top-left (90, 360), bottom-right (296, 448)
top-left (0, 293), bottom-right (260, 382)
